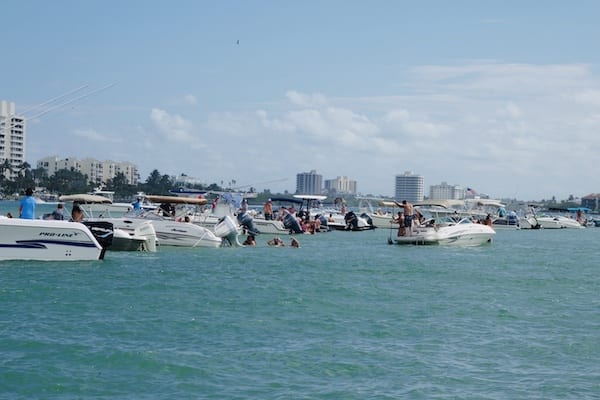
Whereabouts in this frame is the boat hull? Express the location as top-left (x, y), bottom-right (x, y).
top-left (0, 218), bottom-right (104, 261)
top-left (394, 222), bottom-right (495, 246)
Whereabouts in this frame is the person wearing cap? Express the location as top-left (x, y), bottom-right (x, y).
top-left (263, 198), bottom-right (273, 220)
top-left (19, 187), bottom-right (36, 219)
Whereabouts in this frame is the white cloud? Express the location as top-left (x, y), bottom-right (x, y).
top-left (73, 128), bottom-right (122, 143)
top-left (149, 108), bottom-right (204, 149)
top-left (184, 95), bottom-right (198, 105)
top-left (43, 61), bottom-right (600, 200)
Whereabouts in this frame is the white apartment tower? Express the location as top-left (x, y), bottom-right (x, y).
top-left (0, 101), bottom-right (26, 180)
top-left (394, 171), bottom-right (424, 203)
top-left (37, 156), bottom-right (139, 186)
top-left (429, 182), bottom-right (465, 200)
top-left (324, 176), bottom-right (357, 195)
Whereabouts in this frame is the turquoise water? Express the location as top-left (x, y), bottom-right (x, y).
top-left (1, 201), bottom-right (599, 399)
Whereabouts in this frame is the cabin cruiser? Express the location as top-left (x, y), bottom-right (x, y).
top-left (391, 218), bottom-right (495, 246)
top-left (0, 216), bottom-right (111, 261)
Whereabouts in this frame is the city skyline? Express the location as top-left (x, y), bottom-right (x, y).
top-left (3, 2), bottom-right (600, 201)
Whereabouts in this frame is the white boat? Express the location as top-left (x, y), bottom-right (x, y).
top-left (86, 187), bottom-right (134, 214)
top-left (127, 195), bottom-right (241, 247)
top-left (0, 217), bottom-right (108, 261)
top-left (60, 194), bottom-right (158, 252)
top-left (192, 194), bottom-right (292, 235)
top-left (357, 198), bottom-right (395, 228)
top-left (536, 215), bottom-right (584, 229)
top-left (296, 195), bottom-right (375, 231)
top-left (391, 218), bottom-right (495, 246)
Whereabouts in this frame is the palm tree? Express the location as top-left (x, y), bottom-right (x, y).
top-left (0, 159), bottom-right (13, 180)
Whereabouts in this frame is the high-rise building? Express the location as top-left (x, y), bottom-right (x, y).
top-left (296, 170), bottom-right (323, 195)
top-left (394, 171), bottom-right (424, 202)
top-left (429, 182), bottom-right (465, 200)
top-left (0, 100), bottom-right (26, 180)
top-left (324, 176), bottom-right (357, 195)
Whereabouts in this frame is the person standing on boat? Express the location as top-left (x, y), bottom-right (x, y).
top-left (19, 187), bottom-right (36, 219)
top-left (132, 196), bottom-right (143, 212)
top-left (401, 200), bottom-right (414, 236)
top-left (263, 198), bottom-right (273, 220)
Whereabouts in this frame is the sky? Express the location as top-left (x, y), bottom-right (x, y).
top-left (2, 0), bottom-right (600, 201)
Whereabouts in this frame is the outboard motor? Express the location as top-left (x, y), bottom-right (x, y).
top-left (236, 211), bottom-right (260, 236)
top-left (360, 212), bottom-right (375, 229)
top-left (344, 211), bottom-right (359, 231)
top-left (215, 216), bottom-right (243, 247)
top-left (82, 221), bottom-right (114, 259)
top-left (283, 213), bottom-right (303, 233)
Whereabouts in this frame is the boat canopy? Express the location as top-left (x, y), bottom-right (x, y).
top-left (269, 196), bottom-right (304, 205)
top-left (293, 194), bottom-right (328, 201)
top-left (144, 195), bottom-right (208, 205)
top-left (59, 194), bottom-right (113, 204)
top-left (414, 199), bottom-right (466, 209)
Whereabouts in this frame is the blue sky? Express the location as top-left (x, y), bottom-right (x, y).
top-left (2, 1), bottom-right (600, 200)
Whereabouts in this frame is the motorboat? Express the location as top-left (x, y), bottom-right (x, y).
top-left (357, 198), bottom-right (396, 228)
top-left (0, 216), bottom-right (110, 261)
top-left (86, 186), bottom-right (134, 214)
top-left (391, 218), bottom-right (495, 246)
top-left (537, 215), bottom-right (584, 229)
top-left (192, 194), bottom-right (292, 235)
top-left (126, 195), bottom-right (242, 247)
top-left (60, 194), bottom-right (158, 252)
top-left (295, 195), bottom-right (375, 231)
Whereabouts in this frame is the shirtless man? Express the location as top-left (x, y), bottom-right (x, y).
top-left (401, 200), bottom-right (414, 236)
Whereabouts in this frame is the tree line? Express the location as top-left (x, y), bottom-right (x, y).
top-left (0, 162), bottom-right (227, 201)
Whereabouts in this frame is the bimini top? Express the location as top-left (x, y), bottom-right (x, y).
top-left (269, 196), bottom-right (304, 205)
top-left (59, 194), bottom-right (113, 204)
top-left (144, 195), bottom-right (208, 205)
top-left (293, 194), bottom-right (328, 201)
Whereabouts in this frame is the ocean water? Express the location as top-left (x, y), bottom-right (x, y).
top-left (1, 201), bottom-right (599, 399)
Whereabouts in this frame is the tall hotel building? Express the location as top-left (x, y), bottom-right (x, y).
top-left (394, 171), bottom-right (424, 203)
top-left (296, 170), bottom-right (323, 195)
top-left (0, 101), bottom-right (25, 180)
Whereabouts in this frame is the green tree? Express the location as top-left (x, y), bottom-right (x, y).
top-left (142, 169), bottom-right (174, 195)
top-left (46, 168), bottom-right (91, 194)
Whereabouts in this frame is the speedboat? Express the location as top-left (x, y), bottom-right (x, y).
top-left (391, 218), bottom-right (495, 246)
top-left (537, 215), bottom-right (584, 229)
top-left (0, 217), bottom-right (109, 261)
top-left (60, 194), bottom-right (158, 252)
top-left (126, 195), bottom-right (242, 247)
